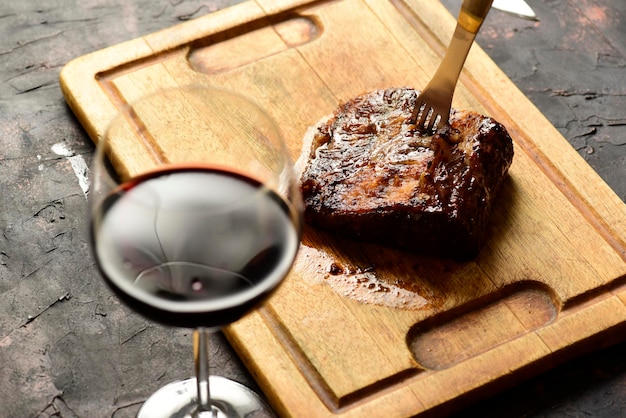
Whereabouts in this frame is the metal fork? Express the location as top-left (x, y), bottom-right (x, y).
top-left (410, 0), bottom-right (494, 133)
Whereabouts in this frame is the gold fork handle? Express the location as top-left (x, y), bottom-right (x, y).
top-left (423, 0), bottom-right (493, 107)
top-left (459, 0), bottom-right (494, 34)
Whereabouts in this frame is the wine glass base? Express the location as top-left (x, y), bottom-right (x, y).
top-left (136, 376), bottom-right (275, 418)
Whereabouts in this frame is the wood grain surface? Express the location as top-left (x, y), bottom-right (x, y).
top-left (58, 0), bottom-right (626, 416)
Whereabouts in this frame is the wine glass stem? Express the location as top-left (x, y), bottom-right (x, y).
top-left (194, 327), bottom-right (214, 416)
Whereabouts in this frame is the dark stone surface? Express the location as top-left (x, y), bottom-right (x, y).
top-left (0, 0), bottom-right (625, 417)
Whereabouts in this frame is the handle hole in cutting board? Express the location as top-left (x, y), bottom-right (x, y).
top-left (407, 281), bottom-right (559, 370)
top-left (187, 14), bottom-right (322, 75)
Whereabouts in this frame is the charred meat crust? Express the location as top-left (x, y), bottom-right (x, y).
top-left (300, 87), bottom-right (514, 258)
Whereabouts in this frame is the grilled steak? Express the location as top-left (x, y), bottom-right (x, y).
top-left (298, 87), bottom-right (514, 259)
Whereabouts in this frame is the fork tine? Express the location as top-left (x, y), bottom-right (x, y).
top-left (410, 90), bottom-right (442, 133)
top-left (420, 108), bottom-right (433, 131)
top-left (412, 102), bottom-right (439, 134)
top-left (409, 99), bottom-right (425, 124)
top-left (426, 112), bottom-right (441, 132)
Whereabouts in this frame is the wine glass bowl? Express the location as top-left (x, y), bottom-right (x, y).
top-left (89, 85), bottom-right (302, 417)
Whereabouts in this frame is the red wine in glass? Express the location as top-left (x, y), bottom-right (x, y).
top-left (92, 166), bottom-right (300, 330)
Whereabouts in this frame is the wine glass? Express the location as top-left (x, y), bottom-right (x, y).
top-left (89, 85), bottom-right (302, 417)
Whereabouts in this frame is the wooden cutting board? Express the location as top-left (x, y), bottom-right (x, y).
top-left (59, 0), bottom-right (626, 416)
